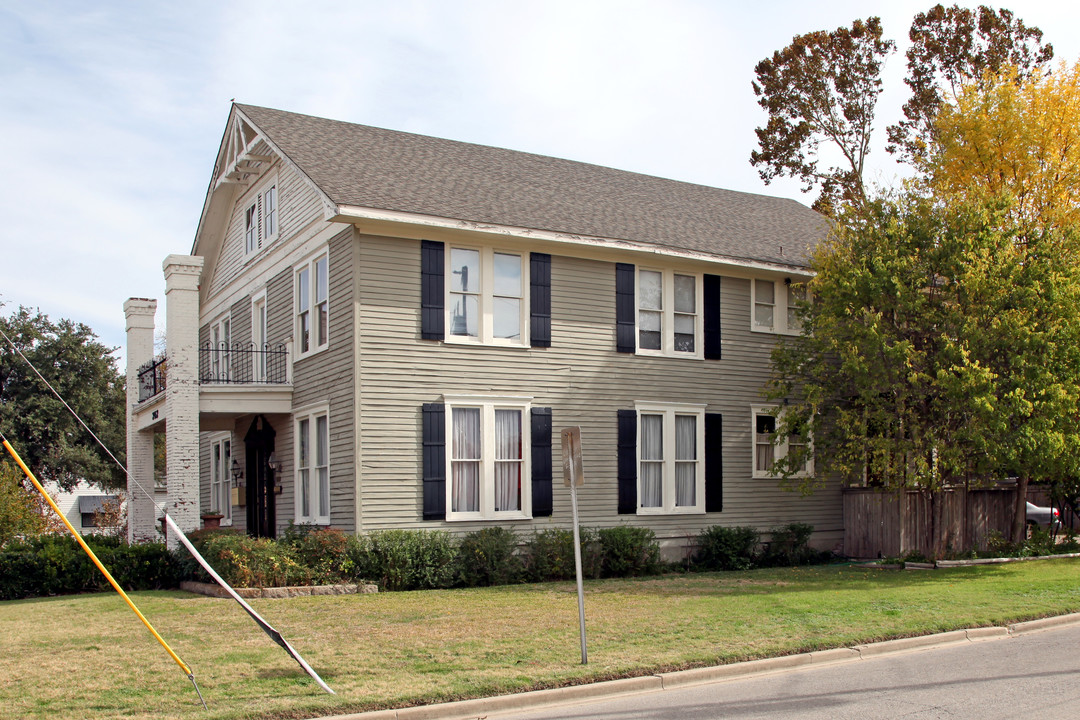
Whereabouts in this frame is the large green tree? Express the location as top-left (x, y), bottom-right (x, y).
top-left (768, 194), bottom-right (1080, 542)
top-left (0, 306), bottom-right (126, 491)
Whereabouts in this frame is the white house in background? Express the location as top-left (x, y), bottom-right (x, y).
top-left (43, 480), bottom-right (120, 536)
top-left (124, 104), bottom-right (840, 557)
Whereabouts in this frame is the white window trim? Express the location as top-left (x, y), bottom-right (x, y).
top-left (444, 245), bottom-right (530, 347)
top-left (295, 248), bottom-right (329, 359)
top-left (751, 278), bottom-right (807, 336)
top-left (751, 404), bottom-right (813, 478)
top-left (634, 401), bottom-right (706, 515)
top-left (635, 268), bottom-right (703, 358)
top-left (208, 432), bottom-right (233, 526)
top-left (251, 289), bottom-right (268, 382)
top-left (295, 405), bottom-right (331, 525)
top-left (263, 183), bottom-right (278, 244)
top-left (443, 394), bottom-right (533, 521)
top-left (209, 313), bottom-right (232, 382)
top-left (242, 174), bottom-right (279, 259)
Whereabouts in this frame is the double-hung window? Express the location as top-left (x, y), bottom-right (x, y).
top-left (752, 279), bottom-right (807, 335)
top-left (635, 402), bottom-right (705, 514)
top-left (444, 395), bottom-right (531, 520)
top-left (243, 177), bottom-right (278, 258)
top-left (446, 247), bottom-right (527, 345)
top-left (251, 291), bottom-right (267, 381)
top-left (636, 269), bottom-right (701, 356)
top-left (296, 251), bottom-right (329, 356)
top-left (209, 315), bottom-right (231, 382)
top-left (752, 405), bottom-right (812, 477)
top-left (244, 205), bottom-right (258, 255)
top-left (209, 434), bottom-right (232, 524)
top-left (296, 408), bottom-right (330, 524)
top-left (263, 185), bottom-right (277, 239)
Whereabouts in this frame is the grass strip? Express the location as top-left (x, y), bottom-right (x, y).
top-left (2, 559), bottom-right (1078, 720)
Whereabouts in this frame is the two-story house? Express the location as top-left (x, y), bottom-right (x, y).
top-left (124, 104), bottom-right (840, 557)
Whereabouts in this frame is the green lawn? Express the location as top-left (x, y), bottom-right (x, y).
top-left (3, 560), bottom-right (1079, 720)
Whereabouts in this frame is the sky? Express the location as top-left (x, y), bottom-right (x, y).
top-left (1, 0), bottom-right (1078, 365)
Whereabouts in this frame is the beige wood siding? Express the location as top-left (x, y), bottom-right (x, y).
top-left (353, 235), bottom-right (842, 542)
top-left (230, 296), bottom-right (252, 346)
top-left (287, 228), bottom-right (357, 533)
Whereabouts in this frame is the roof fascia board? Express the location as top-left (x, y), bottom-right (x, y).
top-left (329, 203), bottom-right (814, 277)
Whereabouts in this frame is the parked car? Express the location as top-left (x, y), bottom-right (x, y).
top-left (1026, 501), bottom-right (1062, 531)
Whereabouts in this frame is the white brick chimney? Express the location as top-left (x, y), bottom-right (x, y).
top-left (163, 255), bottom-right (204, 548)
top-left (123, 298), bottom-right (160, 543)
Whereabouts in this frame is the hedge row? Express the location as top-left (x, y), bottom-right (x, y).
top-left (0, 523), bottom-right (826, 600)
top-left (181, 525), bottom-right (663, 591)
top-left (0, 535), bottom-right (179, 601)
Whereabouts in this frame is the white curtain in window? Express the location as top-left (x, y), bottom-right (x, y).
top-left (494, 409), bottom-right (521, 512)
top-left (316, 415), bottom-right (329, 517)
top-left (452, 408), bottom-right (481, 512)
top-left (298, 418), bottom-right (310, 517)
top-left (640, 414), bottom-right (663, 507)
top-left (675, 415), bottom-right (696, 506)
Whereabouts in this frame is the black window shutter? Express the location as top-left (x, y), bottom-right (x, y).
top-left (617, 409), bottom-right (637, 513)
top-left (421, 403), bottom-right (446, 519)
top-left (421, 240), bottom-right (444, 341)
top-left (531, 407), bottom-right (553, 516)
top-left (615, 263), bottom-right (636, 353)
top-left (704, 274), bottom-right (722, 360)
top-left (705, 413), bottom-right (723, 512)
top-left (530, 253), bottom-right (551, 348)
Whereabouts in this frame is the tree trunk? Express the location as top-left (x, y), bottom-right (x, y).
top-left (1012, 475), bottom-right (1030, 543)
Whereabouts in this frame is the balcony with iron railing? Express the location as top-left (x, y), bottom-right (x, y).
top-left (137, 355), bottom-right (168, 402)
top-left (136, 343), bottom-right (290, 403)
top-left (198, 341), bottom-right (289, 386)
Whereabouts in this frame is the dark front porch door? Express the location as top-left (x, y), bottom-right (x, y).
top-left (245, 415), bottom-right (277, 538)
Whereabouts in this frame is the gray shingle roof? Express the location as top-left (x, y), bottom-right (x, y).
top-left (237, 104), bottom-right (828, 268)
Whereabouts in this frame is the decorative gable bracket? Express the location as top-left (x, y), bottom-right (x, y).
top-left (214, 113), bottom-right (274, 190)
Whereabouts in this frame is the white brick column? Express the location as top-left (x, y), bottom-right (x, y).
top-left (163, 255), bottom-right (204, 548)
top-left (124, 298), bottom-right (160, 543)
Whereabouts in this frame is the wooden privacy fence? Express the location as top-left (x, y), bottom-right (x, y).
top-left (843, 486), bottom-right (1018, 559)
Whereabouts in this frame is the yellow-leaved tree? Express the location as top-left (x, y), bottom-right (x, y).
top-left (924, 60), bottom-right (1080, 229)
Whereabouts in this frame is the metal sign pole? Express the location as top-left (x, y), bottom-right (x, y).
top-left (562, 426), bottom-right (588, 665)
top-left (570, 480), bottom-right (588, 664)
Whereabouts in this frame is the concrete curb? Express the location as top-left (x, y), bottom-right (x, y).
top-left (1008, 612), bottom-right (1080, 635)
top-left (317, 614), bottom-right (1080, 720)
top-left (321, 677), bottom-right (664, 720)
top-left (853, 629), bottom-right (969, 657)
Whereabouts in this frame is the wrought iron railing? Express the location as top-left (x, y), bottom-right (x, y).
top-left (199, 342), bottom-right (289, 384)
top-left (137, 355), bottom-right (167, 402)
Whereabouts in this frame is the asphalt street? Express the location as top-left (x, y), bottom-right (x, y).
top-left (487, 623), bottom-right (1080, 720)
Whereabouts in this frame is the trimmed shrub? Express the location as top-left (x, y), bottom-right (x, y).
top-left (0, 535), bottom-right (179, 600)
top-left (183, 532), bottom-right (307, 587)
top-left (281, 525), bottom-right (350, 584)
top-left (523, 528), bottom-right (602, 582)
top-left (693, 525), bottom-right (759, 571)
top-left (351, 529), bottom-right (457, 591)
top-left (457, 527), bottom-right (523, 587)
top-left (174, 527), bottom-right (243, 583)
top-left (597, 525), bottom-right (661, 577)
top-left (759, 523), bottom-right (819, 567)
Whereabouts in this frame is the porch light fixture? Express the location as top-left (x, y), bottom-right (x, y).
top-left (267, 453), bottom-right (282, 473)
top-left (231, 459), bottom-right (244, 486)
